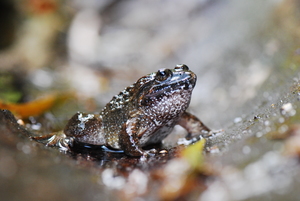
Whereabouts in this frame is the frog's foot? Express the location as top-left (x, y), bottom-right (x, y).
top-left (31, 131), bottom-right (73, 151)
top-left (144, 148), bottom-right (158, 156)
top-left (206, 129), bottom-right (224, 137)
top-left (137, 149), bottom-right (157, 161)
top-left (177, 135), bottom-right (203, 146)
top-left (178, 129), bottom-right (224, 146)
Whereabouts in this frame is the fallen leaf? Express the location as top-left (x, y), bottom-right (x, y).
top-left (0, 92), bottom-right (72, 118)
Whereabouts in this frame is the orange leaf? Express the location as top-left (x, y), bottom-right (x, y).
top-left (0, 93), bottom-right (72, 118)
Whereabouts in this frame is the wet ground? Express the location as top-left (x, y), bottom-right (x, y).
top-left (0, 0), bottom-right (300, 200)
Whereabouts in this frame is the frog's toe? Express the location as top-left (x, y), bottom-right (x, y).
top-left (140, 149), bottom-right (157, 158)
top-left (31, 131), bottom-right (72, 151)
top-left (31, 133), bottom-right (57, 145)
top-left (147, 148), bottom-right (158, 155)
top-left (207, 129), bottom-right (224, 137)
top-left (178, 136), bottom-right (202, 145)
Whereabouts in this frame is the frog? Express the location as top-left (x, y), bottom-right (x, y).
top-left (35, 64), bottom-right (211, 156)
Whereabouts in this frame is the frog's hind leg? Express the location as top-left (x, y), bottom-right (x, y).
top-left (31, 131), bottom-right (73, 151)
top-left (178, 111), bottom-right (211, 139)
top-left (63, 112), bottom-right (105, 146)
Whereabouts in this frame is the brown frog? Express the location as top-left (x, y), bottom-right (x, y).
top-left (37, 64), bottom-right (211, 156)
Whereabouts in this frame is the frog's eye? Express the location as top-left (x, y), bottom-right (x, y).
top-left (156, 69), bottom-right (172, 81)
top-left (174, 64), bottom-right (189, 71)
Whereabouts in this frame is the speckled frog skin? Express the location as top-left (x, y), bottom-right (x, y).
top-left (63, 64), bottom-right (210, 156)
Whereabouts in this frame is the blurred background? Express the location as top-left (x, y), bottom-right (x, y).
top-left (1, 0), bottom-right (297, 128)
top-left (0, 0), bottom-right (300, 200)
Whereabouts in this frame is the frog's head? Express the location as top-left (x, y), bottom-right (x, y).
top-left (136, 64), bottom-right (197, 112)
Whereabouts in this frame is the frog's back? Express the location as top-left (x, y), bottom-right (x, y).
top-left (101, 85), bottom-right (136, 149)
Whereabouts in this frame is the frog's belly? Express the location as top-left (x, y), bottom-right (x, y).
top-left (140, 123), bottom-right (174, 147)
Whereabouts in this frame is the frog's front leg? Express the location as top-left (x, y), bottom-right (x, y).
top-left (178, 111), bottom-right (211, 139)
top-left (119, 117), bottom-right (154, 157)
